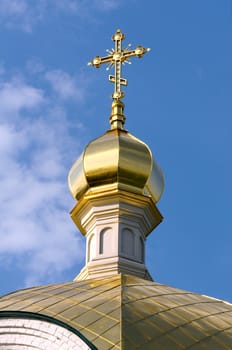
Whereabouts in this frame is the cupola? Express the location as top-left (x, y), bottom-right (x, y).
top-left (68, 113), bottom-right (164, 205)
top-left (68, 29), bottom-right (164, 281)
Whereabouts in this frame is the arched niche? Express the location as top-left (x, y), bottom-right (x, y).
top-left (121, 228), bottom-right (135, 258)
top-left (139, 237), bottom-right (145, 262)
top-left (87, 234), bottom-right (96, 262)
top-left (99, 228), bottom-right (112, 256)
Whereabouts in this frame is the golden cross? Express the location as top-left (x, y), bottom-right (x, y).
top-left (88, 29), bottom-right (150, 100)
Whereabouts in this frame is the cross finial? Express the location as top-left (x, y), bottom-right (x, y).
top-left (88, 29), bottom-right (150, 101)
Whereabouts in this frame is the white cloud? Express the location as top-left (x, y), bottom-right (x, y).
top-left (0, 0), bottom-right (122, 32)
top-left (0, 0), bottom-right (28, 16)
top-left (0, 71), bottom-right (85, 287)
top-left (26, 59), bottom-right (45, 75)
top-left (0, 0), bottom-right (45, 32)
top-left (54, 0), bottom-right (120, 12)
top-left (45, 70), bottom-right (84, 101)
top-left (93, 0), bottom-right (120, 11)
top-left (0, 79), bottom-right (44, 115)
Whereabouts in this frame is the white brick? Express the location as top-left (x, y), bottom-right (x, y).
top-left (0, 317), bottom-right (91, 349)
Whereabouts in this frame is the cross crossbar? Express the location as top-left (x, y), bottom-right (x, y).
top-left (88, 29), bottom-right (150, 100)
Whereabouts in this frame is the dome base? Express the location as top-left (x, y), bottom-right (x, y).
top-left (70, 187), bottom-right (162, 281)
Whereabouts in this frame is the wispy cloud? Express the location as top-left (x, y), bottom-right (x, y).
top-left (0, 0), bottom-right (122, 32)
top-left (54, 0), bottom-right (120, 12)
top-left (0, 69), bottom-right (85, 287)
top-left (45, 70), bottom-right (84, 101)
top-left (93, 0), bottom-right (120, 11)
top-left (0, 0), bottom-right (45, 32)
top-left (0, 79), bottom-right (44, 114)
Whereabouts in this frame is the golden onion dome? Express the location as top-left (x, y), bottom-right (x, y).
top-left (68, 102), bottom-right (164, 203)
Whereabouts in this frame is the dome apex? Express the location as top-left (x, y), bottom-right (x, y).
top-left (68, 127), bottom-right (164, 204)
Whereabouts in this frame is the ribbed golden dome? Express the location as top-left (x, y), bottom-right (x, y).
top-left (1, 274), bottom-right (232, 350)
top-left (68, 126), bottom-right (164, 204)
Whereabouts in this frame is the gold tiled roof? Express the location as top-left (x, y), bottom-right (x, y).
top-left (0, 274), bottom-right (232, 349)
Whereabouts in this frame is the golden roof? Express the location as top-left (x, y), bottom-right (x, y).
top-left (1, 274), bottom-right (232, 349)
top-left (68, 29), bottom-right (164, 205)
top-left (68, 127), bottom-right (164, 204)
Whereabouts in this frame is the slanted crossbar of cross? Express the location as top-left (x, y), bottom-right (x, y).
top-left (88, 29), bottom-right (150, 100)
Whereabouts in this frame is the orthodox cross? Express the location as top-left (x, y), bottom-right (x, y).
top-left (88, 29), bottom-right (150, 100)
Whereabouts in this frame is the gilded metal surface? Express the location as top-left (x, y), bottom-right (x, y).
top-left (69, 29), bottom-right (164, 203)
top-left (1, 274), bottom-right (232, 349)
top-left (88, 29), bottom-right (150, 101)
top-left (109, 99), bottom-right (125, 130)
top-left (84, 129), bottom-right (151, 189)
top-left (68, 129), bottom-right (164, 203)
top-left (145, 158), bottom-right (164, 202)
top-left (68, 151), bottom-right (89, 200)
top-left (70, 188), bottom-right (163, 235)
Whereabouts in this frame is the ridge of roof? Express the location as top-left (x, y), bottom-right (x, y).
top-left (0, 274), bottom-right (232, 349)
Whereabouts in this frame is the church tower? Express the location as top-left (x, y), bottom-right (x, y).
top-left (0, 29), bottom-right (232, 350)
top-left (68, 29), bottom-right (164, 281)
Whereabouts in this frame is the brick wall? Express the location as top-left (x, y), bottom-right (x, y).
top-left (0, 317), bottom-right (91, 349)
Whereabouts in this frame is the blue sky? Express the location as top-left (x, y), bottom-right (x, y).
top-left (0, 0), bottom-right (232, 303)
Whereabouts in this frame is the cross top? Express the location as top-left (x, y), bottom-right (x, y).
top-left (88, 29), bottom-right (150, 101)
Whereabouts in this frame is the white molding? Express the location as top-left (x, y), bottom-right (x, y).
top-left (71, 189), bottom-right (162, 281)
